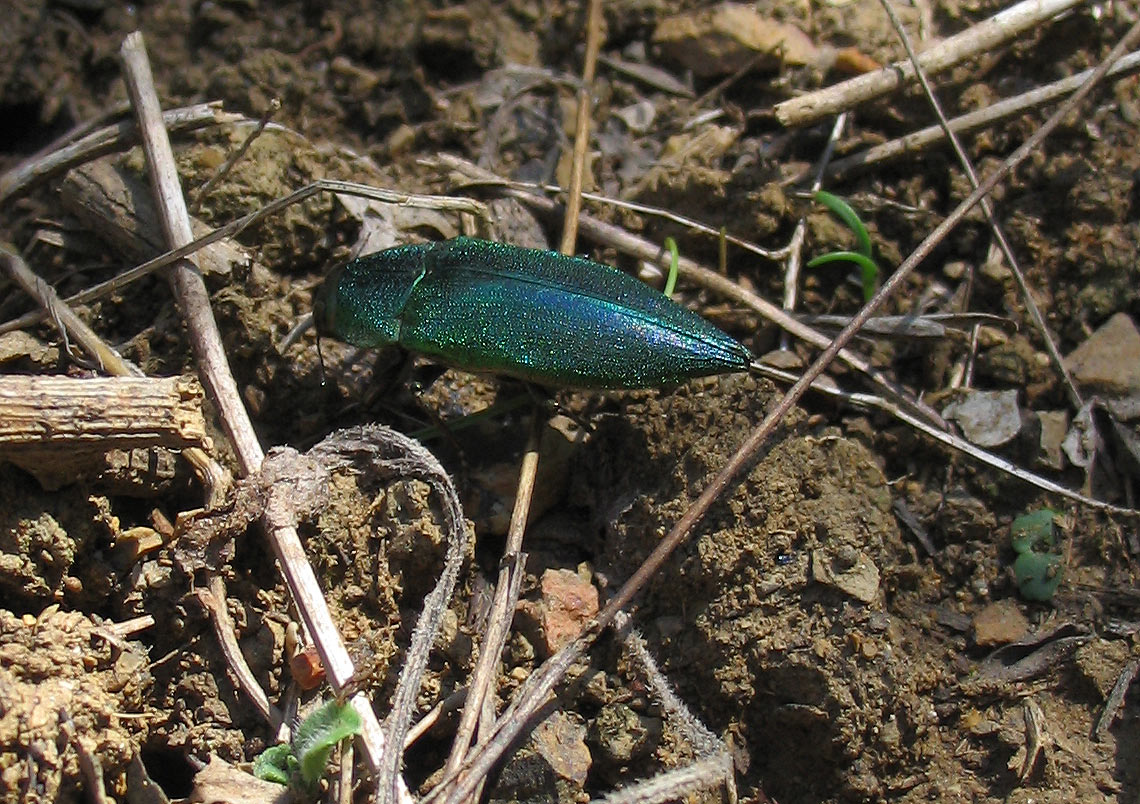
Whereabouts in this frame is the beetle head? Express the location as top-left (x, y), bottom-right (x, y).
top-left (312, 245), bottom-right (429, 348)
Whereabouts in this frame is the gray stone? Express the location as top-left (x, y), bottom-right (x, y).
top-left (1064, 313), bottom-right (1140, 396)
top-left (942, 389), bottom-right (1022, 447)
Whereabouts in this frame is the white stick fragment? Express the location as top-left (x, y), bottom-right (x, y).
top-left (830, 48), bottom-right (1140, 176)
top-left (775, 0), bottom-right (1088, 127)
top-left (116, 31), bottom-right (409, 799)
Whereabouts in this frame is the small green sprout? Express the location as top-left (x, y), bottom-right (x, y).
top-left (254, 699), bottom-right (362, 792)
top-left (807, 190), bottom-right (880, 302)
top-left (1009, 509), bottom-right (1064, 602)
top-left (1010, 508), bottom-right (1059, 553)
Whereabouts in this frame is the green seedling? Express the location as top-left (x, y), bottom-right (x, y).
top-left (807, 190), bottom-right (880, 302)
top-left (1013, 551), bottom-right (1064, 601)
top-left (1009, 509), bottom-right (1064, 601)
top-left (254, 698), bottom-right (362, 792)
top-left (1010, 508), bottom-right (1059, 553)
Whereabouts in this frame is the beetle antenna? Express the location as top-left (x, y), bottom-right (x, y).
top-left (316, 335), bottom-right (327, 386)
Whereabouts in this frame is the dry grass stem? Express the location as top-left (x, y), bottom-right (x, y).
top-left (442, 417), bottom-right (539, 780)
top-left (189, 98), bottom-right (281, 214)
top-left (62, 160), bottom-right (250, 278)
top-left (1094, 656), bottom-right (1140, 740)
top-left (436, 168), bottom-right (782, 260)
top-left (780, 112), bottom-right (847, 350)
top-left (829, 48), bottom-right (1140, 177)
top-left (0, 374), bottom-right (206, 448)
top-left (1, 242), bottom-right (141, 375)
top-left (593, 756), bottom-right (735, 804)
top-left (0, 101), bottom-right (239, 205)
top-left (558, 0), bottom-right (603, 255)
top-left (0, 242), bottom-right (229, 495)
top-left (0, 179), bottom-right (486, 336)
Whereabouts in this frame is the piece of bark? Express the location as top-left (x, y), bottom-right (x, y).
top-left (61, 158), bottom-right (248, 276)
top-left (0, 374), bottom-right (210, 488)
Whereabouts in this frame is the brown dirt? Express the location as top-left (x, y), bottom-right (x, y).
top-left (1, 1), bottom-right (1138, 802)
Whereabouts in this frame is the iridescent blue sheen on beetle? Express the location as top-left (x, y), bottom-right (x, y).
top-left (312, 236), bottom-right (752, 389)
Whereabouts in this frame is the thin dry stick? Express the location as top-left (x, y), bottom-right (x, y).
top-left (0, 374), bottom-right (207, 449)
top-left (194, 575), bottom-right (283, 727)
top-left (0, 102), bottom-right (239, 205)
top-left (0, 243), bottom-right (228, 496)
top-left (448, 3), bottom-right (605, 795)
top-left (117, 32), bottom-right (401, 790)
top-left (878, 0), bottom-right (1085, 411)
top-left (1093, 656), bottom-right (1140, 740)
top-left (98, 615), bottom-right (156, 640)
top-left (750, 361), bottom-right (1136, 513)
top-left (441, 422), bottom-right (540, 779)
top-left (27, 99), bottom-right (132, 161)
top-left (338, 742), bottom-right (354, 804)
top-left (59, 710), bottom-right (110, 804)
top-left (593, 756), bottom-right (734, 804)
top-left (406, 688), bottom-right (468, 748)
top-left (780, 112), bottom-right (846, 351)
top-left (558, 0), bottom-right (603, 254)
top-left (189, 98), bottom-right (280, 214)
top-left (119, 37), bottom-right (259, 464)
top-left (0, 179), bottom-right (486, 336)
top-left (582, 190), bottom-right (782, 260)
top-left (828, 49), bottom-right (1140, 177)
top-left (429, 20), bottom-right (1140, 804)
top-left (440, 171), bottom-right (783, 261)
top-left (2, 243), bottom-right (140, 375)
top-left (774, 0), bottom-right (1088, 126)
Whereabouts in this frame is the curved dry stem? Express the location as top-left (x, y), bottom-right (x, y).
top-left (426, 19), bottom-right (1140, 804)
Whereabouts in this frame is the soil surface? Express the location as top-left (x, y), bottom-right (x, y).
top-left (1, 1), bottom-right (1138, 803)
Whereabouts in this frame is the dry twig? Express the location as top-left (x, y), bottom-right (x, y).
top-left (0, 374), bottom-right (207, 450)
top-left (0, 243), bottom-right (228, 496)
top-left (446, 4), bottom-right (605, 797)
top-left (0, 179), bottom-right (485, 336)
top-left (828, 49), bottom-right (1140, 177)
top-left (1093, 656), bottom-right (1140, 740)
top-left (877, 0), bottom-right (1085, 411)
top-left (774, 0), bottom-right (1088, 126)
top-left (0, 102), bottom-right (239, 205)
top-left (427, 20), bottom-right (1140, 804)
top-left (117, 31), bottom-right (402, 792)
top-left (58, 710), bottom-right (109, 804)
top-left (194, 576), bottom-right (283, 728)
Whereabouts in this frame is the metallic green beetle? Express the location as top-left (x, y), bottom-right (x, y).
top-left (312, 236), bottom-right (753, 389)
